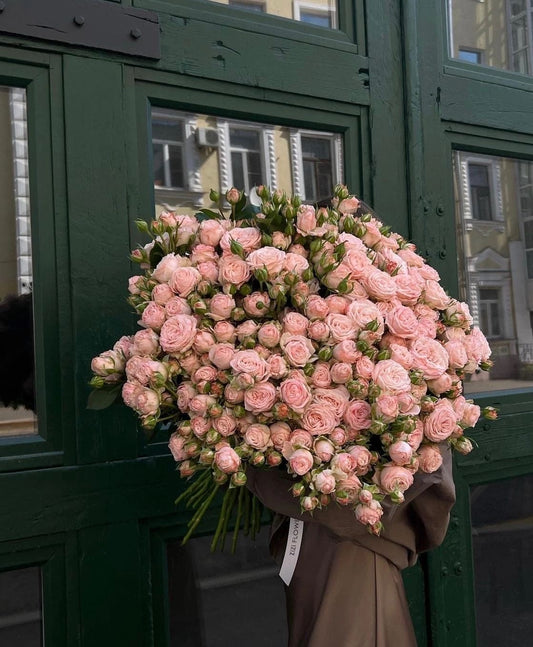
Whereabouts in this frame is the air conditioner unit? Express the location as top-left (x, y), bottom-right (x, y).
top-left (196, 128), bottom-right (219, 147)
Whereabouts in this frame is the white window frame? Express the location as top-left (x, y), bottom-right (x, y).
top-left (9, 88), bottom-right (31, 295)
top-left (289, 129), bottom-right (343, 202)
top-left (507, 0), bottom-right (533, 75)
top-left (466, 249), bottom-right (514, 340)
top-left (456, 153), bottom-right (505, 231)
top-left (217, 119), bottom-right (276, 194)
top-left (478, 287), bottom-right (503, 339)
top-left (293, 1), bottom-right (337, 29)
top-left (151, 109), bottom-right (204, 207)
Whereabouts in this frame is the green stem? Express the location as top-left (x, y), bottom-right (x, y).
top-left (181, 483), bottom-right (220, 545)
top-left (231, 486), bottom-right (245, 553)
top-left (220, 487), bottom-right (238, 552)
top-left (174, 469), bottom-right (210, 506)
top-left (186, 477), bottom-right (213, 509)
top-left (210, 488), bottom-right (229, 552)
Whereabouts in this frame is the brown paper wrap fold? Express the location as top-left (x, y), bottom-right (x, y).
top-left (246, 448), bottom-right (455, 646)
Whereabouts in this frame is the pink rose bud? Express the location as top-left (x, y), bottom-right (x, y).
top-left (301, 496), bottom-right (319, 512)
top-left (292, 482), bottom-right (306, 497)
top-left (231, 471), bottom-right (247, 487)
top-left (358, 489), bottom-right (373, 504)
top-left (179, 461), bottom-right (197, 478)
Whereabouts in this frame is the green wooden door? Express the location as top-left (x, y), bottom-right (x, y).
top-left (0, 1), bottom-right (526, 645)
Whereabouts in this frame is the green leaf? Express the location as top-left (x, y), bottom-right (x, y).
top-left (149, 241), bottom-right (165, 268)
top-left (87, 385), bottom-right (122, 410)
top-left (238, 205), bottom-right (260, 220)
top-left (196, 209), bottom-right (221, 221)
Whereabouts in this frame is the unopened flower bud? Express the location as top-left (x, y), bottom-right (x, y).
top-left (266, 450), bottom-right (282, 466)
top-left (213, 469), bottom-right (229, 485)
top-left (199, 449), bottom-right (215, 465)
top-left (231, 471), bottom-right (247, 487)
top-left (318, 346), bottom-right (333, 361)
top-left (179, 460), bottom-right (197, 478)
top-left (206, 429), bottom-right (221, 445)
top-left (251, 452), bottom-right (265, 466)
top-left (292, 482), bottom-right (306, 497)
top-left (226, 187), bottom-right (241, 204)
top-left (482, 406), bottom-right (498, 420)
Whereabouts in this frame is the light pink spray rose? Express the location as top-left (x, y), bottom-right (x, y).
top-left (168, 433), bottom-right (188, 461)
top-left (214, 446), bottom-right (241, 473)
top-left (213, 321), bottom-right (236, 343)
top-left (243, 292), bottom-right (271, 317)
top-left (343, 400), bottom-right (372, 431)
top-left (270, 422), bottom-right (292, 451)
top-left (279, 377), bottom-right (312, 413)
top-left (208, 343), bottom-right (236, 370)
top-left (169, 266), bottom-right (202, 298)
top-left (348, 445), bottom-right (372, 475)
top-left (310, 362), bottom-right (332, 388)
top-left (135, 387), bottom-right (160, 416)
top-left (288, 448), bottom-right (314, 475)
top-left (141, 302), bottom-right (166, 331)
top-left (209, 294), bottom-right (236, 321)
top-left (193, 330), bottom-right (215, 354)
top-left (230, 350), bottom-right (270, 381)
top-left (305, 295), bottom-right (329, 320)
top-left (424, 400), bottom-right (460, 442)
top-left (267, 354), bottom-right (289, 379)
top-left (385, 305), bottom-right (418, 339)
top-left (308, 320), bottom-right (330, 342)
top-left (151, 283), bottom-right (174, 305)
top-left (244, 423), bottom-right (271, 450)
top-left (363, 268), bottom-right (397, 301)
top-left (379, 465), bottom-right (414, 493)
top-left (280, 334), bottom-right (315, 367)
top-left (159, 315), bottom-right (197, 354)
top-left (283, 252), bottom-right (309, 274)
top-left (314, 470), bottom-right (337, 494)
top-left (355, 500), bottom-right (383, 526)
top-left (373, 360), bottom-right (411, 395)
top-left (247, 246), bottom-right (286, 277)
top-left (388, 441), bottom-right (413, 466)
top-left (243, 382), bottom-right (277, 414)
top-left (330, 362), bottom-right (353, 384)
top-left (257, 322), bottom-right (281, 348)
top-left (165, 297), bottom-right (192, 317)
top-left (152, 254), bottom-right (189, 283)
top-left (220, 227), bottom-right (262, 254)
top-left (418, 444), bottom-right (443, 473)
top-left (129, 329), bottom-right (159, 357)
top-left (314, 437), bottom-right (336, 462)
top-left (213, 413), bottom-right (237, 437)
top-left (301, 404), bottom-right (338, 436)
top-left (218, 254), bottom-right (250, 287)
top-left (199, 219), bottom-right (226, 246)
top-left (283, 312), bottom-right (309, 335)
top-left (409, 337), bottom-right (450, 379)
top-left (312, 387), bottom-right (350, 420)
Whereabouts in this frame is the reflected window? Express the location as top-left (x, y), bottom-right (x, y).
top-left (454, 152), bottom-right (533, 392)
top-left (149, 108), bottom-right (344, 213)
top-left (203, 0), bottom-right (338, 28)
top-left (0, 566), bottom-right (42, 646)
top-left (228, 0), bottom-right (266, 11)
top-left (471, 475), bottom-right (533, 645)
top-left (449, 0), bottom-right (533, 75)
top-left (152, 113), bottom-right (186, 189)
top-left (458, 48), bottom-right (483, 64)
top-left (469, 163), bottom-right (493, 221)
top-left (166, 528), bottom-right (287, 646)
top-left (479, 288), bottom-right (502, 338)
top-left (228, 127), bottom-right (264, 194)
top-left (290, 130), bottom-right (342, 203)
top-left (0, 86), bottom-right (37, 436)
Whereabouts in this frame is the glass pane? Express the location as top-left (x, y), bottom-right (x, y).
top-left (167, 527), bottom-right (287, 646)
top-left (0, 566), bottom-right (42, 646)
top-left (471, 475), bottom-right (533, 646)
top-left (449, 0), bottom-right (533, 75)
top-left (152, 118), bottom-right (184, 143)
top-left (0, 86), bottom-right (38, 436)
top-left (149, 108), bottom-right (343, 213)
top-left (204, 0), bottom-right (338, 28)
top-left (454, 152), bottom-right (533, 393)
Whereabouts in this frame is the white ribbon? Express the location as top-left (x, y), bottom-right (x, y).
top-left (279, 518), bottom-right (304, 586)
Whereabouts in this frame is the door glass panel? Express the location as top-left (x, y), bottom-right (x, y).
top-left (0, 566), bottom-right (42, 646)
top-left (471, 474), bottom-right (533, 646)
top-left (454, 152), bottom-right (533, 393)
top-left (203, 0), bottom-right (338, 28)
top-left (167, 528), bottom-right (287, 646)
top-left (0, 86), bottom-right (38, 436)
top-left (448, 0), bottom-right (533, 75)
top-left (149, 109), bottom-right (343, 215)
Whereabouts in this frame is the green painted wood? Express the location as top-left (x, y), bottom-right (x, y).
top-left (78, 522), bottom-right (143, 647)
top-left (62, 55), bottom-right (138, 465)
top-left (365, 0), bottom-right (409, 235)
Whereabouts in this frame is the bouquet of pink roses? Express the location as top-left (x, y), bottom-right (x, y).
top-left (89, 185), bottom-right (496, 550)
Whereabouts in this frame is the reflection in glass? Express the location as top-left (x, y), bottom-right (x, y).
top-left (454, 152), bottom-right (533, 393)
top-left (167, 527), bottom-right (287, 646)
top-left (205, 0), bottom-right (338, 28)
top-left (449, 0), bottom-right (533, 75)
top-left (150, 108), bottom-right (343, 216)
top-left (0, 86), bottom-right (37, 436)
top-left (0, 566), bottom-right (43, 646)
top-left (471, 475), bottom-right (533, 645)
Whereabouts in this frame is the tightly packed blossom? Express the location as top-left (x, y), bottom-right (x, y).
top-left (90, 185), bottom-right (495, 541)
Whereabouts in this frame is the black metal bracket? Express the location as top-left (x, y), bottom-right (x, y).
top-left (0, 0), bottom-right (160, 59)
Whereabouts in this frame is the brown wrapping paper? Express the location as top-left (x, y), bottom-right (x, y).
top-left (246, 448), bottom-right (456, 646)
